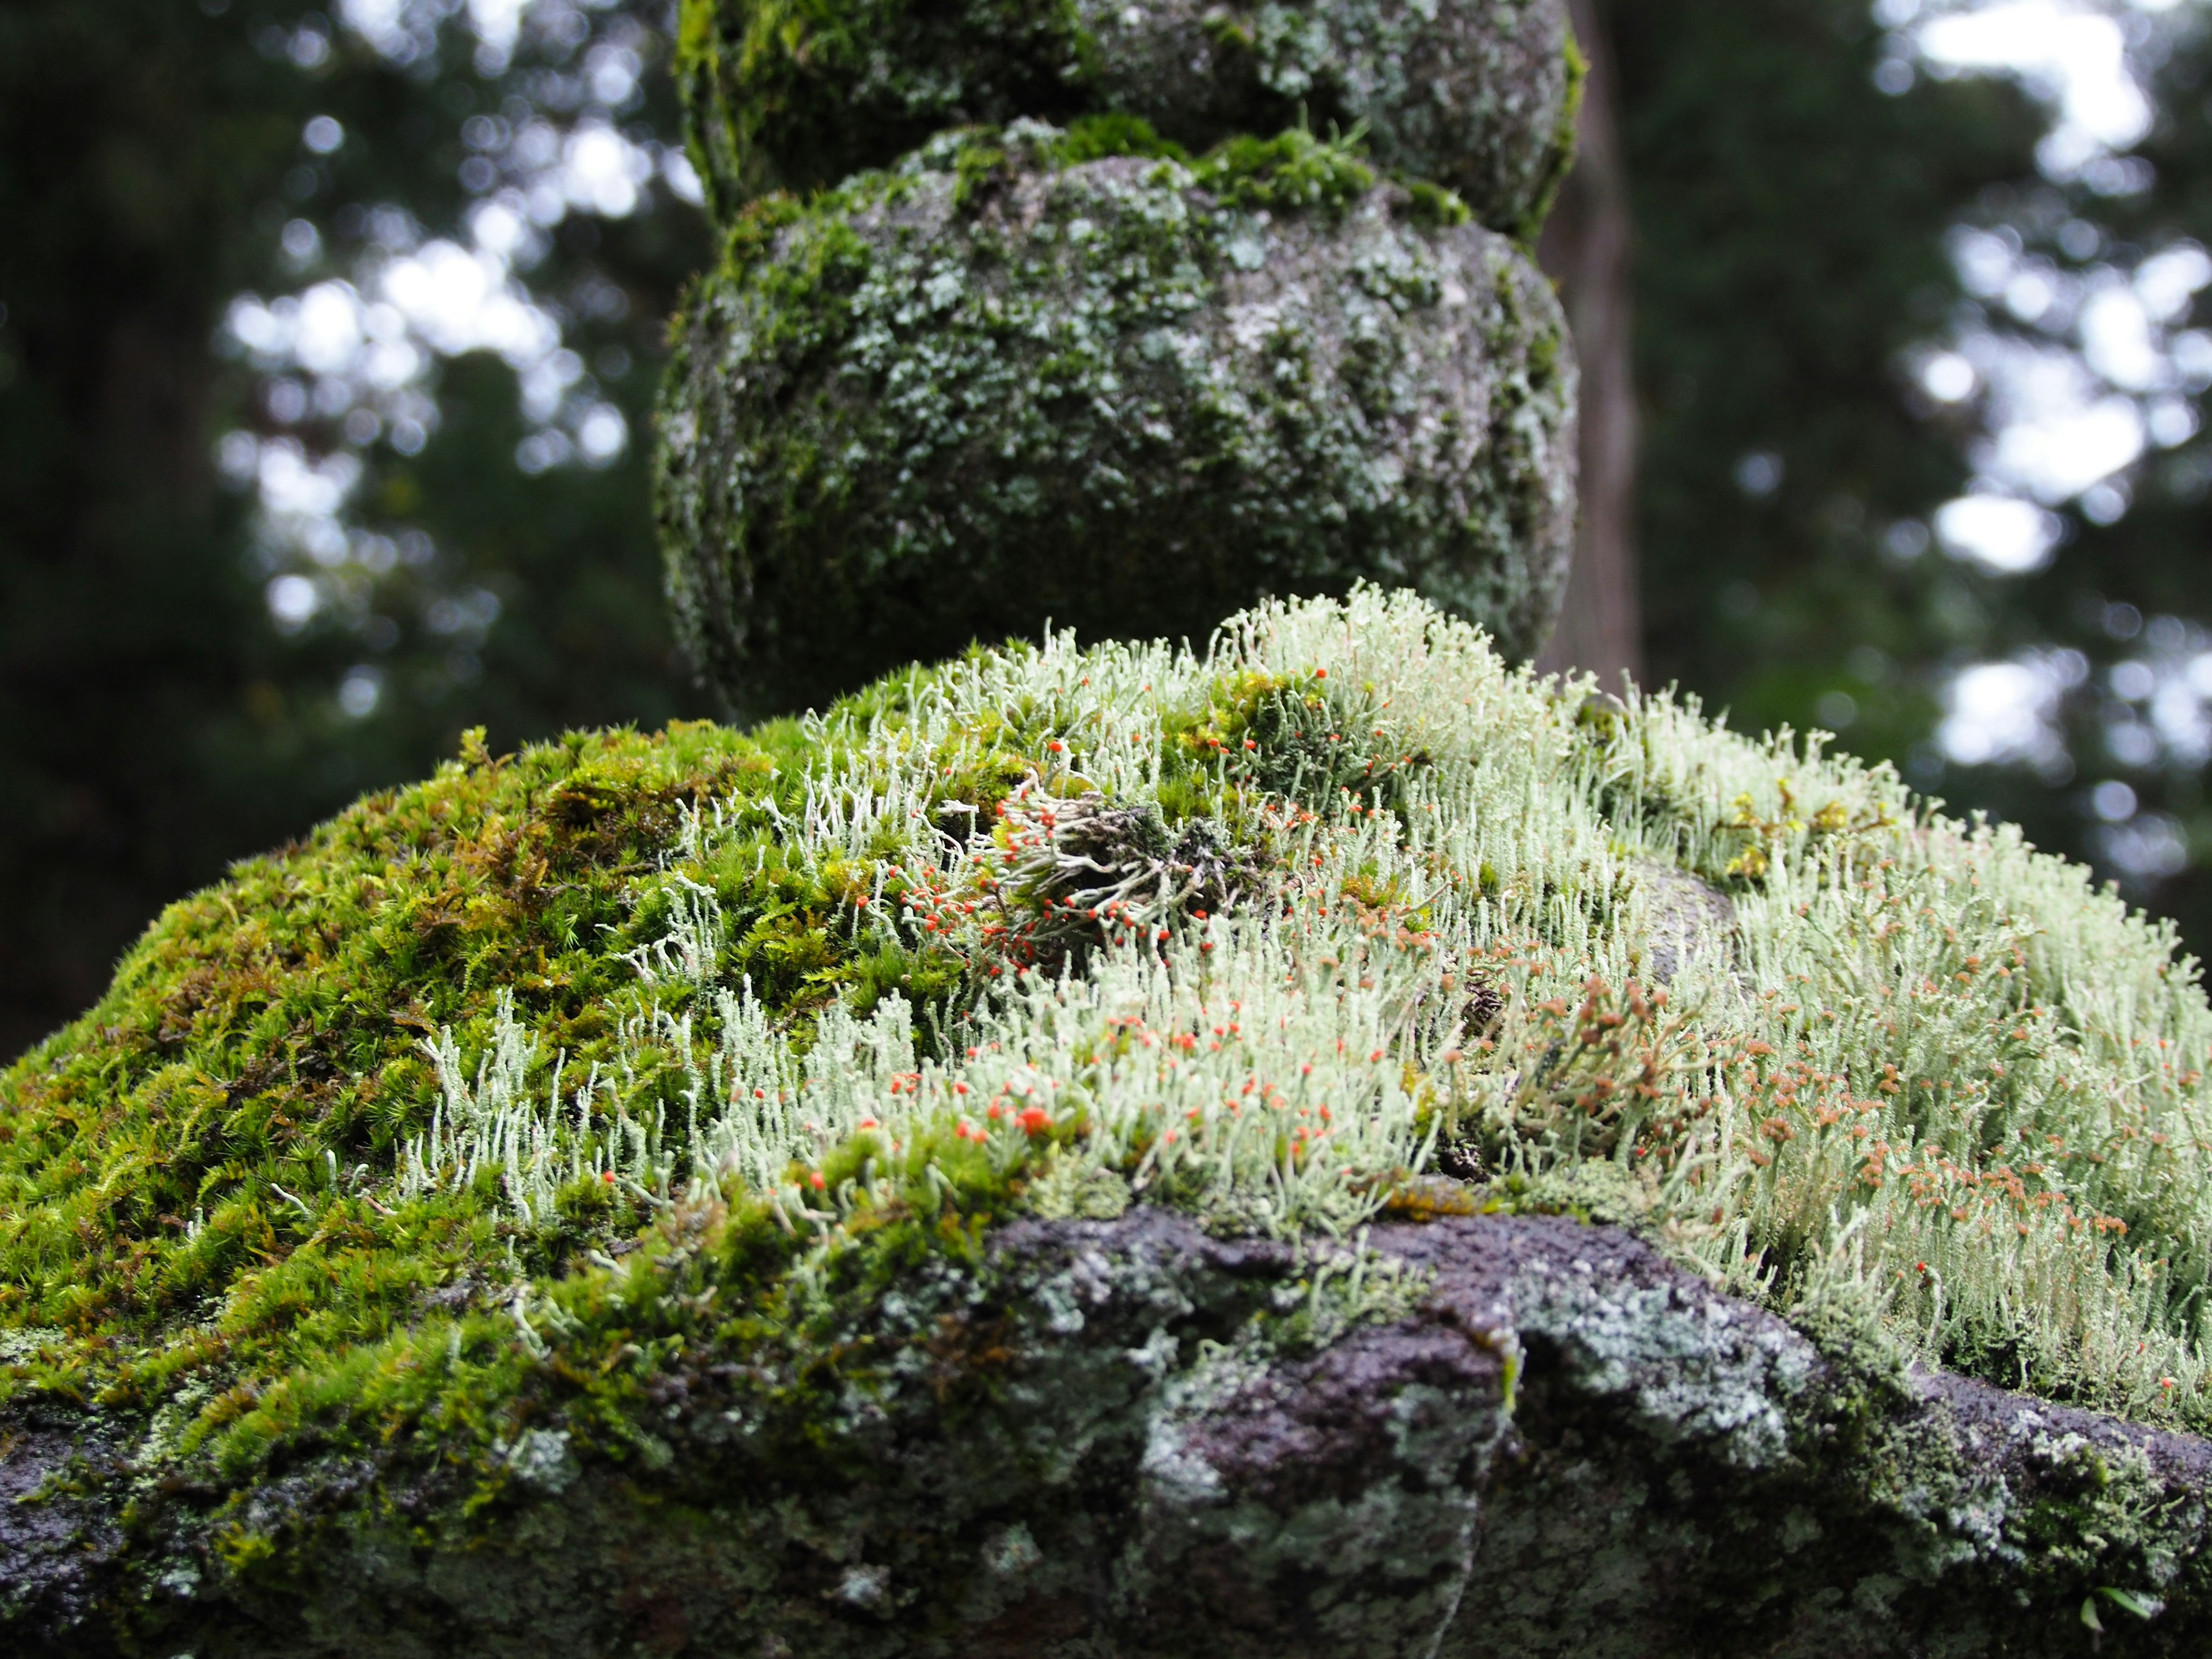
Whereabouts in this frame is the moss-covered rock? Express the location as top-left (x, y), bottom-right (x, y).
top-left (12, 591), bottom-right (2212, 1652)
top-left (675, 0), bottom-right (1581, 237)
top-left (656, 125), bottom-right (1577, 717)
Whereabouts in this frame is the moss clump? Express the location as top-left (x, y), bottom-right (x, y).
top-left (13, 592), bottom-right (2212, 1643)
top-left (655, 122), bottom-right (1576, 717)
top-left (674, 0), bottom-right (1577, 237)
top-left (1187, 123), bottom-right (1377, 213)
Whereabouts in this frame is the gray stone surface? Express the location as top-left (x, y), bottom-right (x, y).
top-left (656, 127), bottom-right (1577, 715)
top-left (1631, 856), bottom-right (1736, 984)
top-left (13, 1206), bottom-right (2211, 1656)
top-left (679, 0), bottom-right (1578, 235)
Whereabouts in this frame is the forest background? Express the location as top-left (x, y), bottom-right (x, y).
top-left (1, 0), bottom-right (2205, 1058)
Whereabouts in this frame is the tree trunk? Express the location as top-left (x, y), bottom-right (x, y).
top-left (1536, 0), bottom-right (1641, 687)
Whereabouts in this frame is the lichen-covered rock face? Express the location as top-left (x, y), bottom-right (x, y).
top-left (13, 592), bottom-right (2212, 1653)
top-left (14, 1210), bottom-right (2212, 1657)
top-left (656, 125), bottom-right (1577, 717)
top-left (675, 0), bottom-right (1581, 237)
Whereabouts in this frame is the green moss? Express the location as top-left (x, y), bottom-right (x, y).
top-left (1044, 111), bottom-right (1188, 167)
top-left (1399, 176), bottom-right (1473, 229)
top-left (0, 720), bottom-right (853, 1401)
top-left (672, 0), bottom-right (1089, 222)
top-left (1513, 15), bottom-right (1587, 245)
top-left (1188, 124), bottom-right (1376, 214)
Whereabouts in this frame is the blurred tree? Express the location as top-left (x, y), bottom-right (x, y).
top-left (1567, 0), bottom-right (2212, 966)
top-left (1909, 2), bottom-right (2212, 959)
top-left (1599, 0), bottom-right (2039, 756)
top-left (0, 0), bottom-right (709, 1057)
top-left (1536, 0), bottom-right (1641, 687)
top-left (1, 0), bottom-right (315, 1058)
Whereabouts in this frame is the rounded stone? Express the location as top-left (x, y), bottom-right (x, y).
top-left (654, 123), bottom-right (1577, 716)
top-left (675, 0), bottom-right (1581, 236)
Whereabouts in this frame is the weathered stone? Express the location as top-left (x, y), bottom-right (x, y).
top-left (13, 1208), bottom-right (2211, 1657)
top-left (676, 0), bottom-right (1581, 236)
top-left (656, 124), bottom-right (1577, 715)
top-left (1631, 856), bottom-right (1736, 984)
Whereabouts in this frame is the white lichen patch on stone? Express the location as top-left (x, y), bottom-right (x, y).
top-left (1511, 1266), bottom-right (1813, 1470)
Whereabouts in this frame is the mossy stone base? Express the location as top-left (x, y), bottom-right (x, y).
top-left (676, 0), bottom-right (1580, 236)
top-left (656, 127), bottom-right (1576, 715)
top-left (13, 591), bottom-right (2212, 1651)
top-left (13, 1209), bottom-right (2211, 1656)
